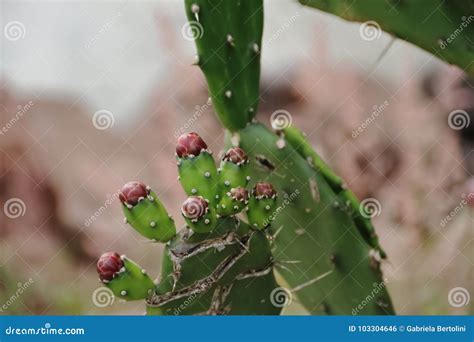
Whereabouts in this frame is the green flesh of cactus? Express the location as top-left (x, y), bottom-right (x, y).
top-left (122, 191), bottom-right (176, 242)
top-left (227, 123), bottom-right (395, 314)
top-left (299, 0), bottom-right (474, 75)
top-left (146, 217), bottom-right (281, 315)
top-left (106, 257), bottom-right (155, 301)
top-left (283, 126), bottom-right (386, 259)
top-left (184, 0), bottom-right (263, 130)
top-left (178, 151), bottom-right (218, 205)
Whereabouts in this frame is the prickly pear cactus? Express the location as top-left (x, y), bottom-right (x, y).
top-left (96, 133), bottom-right (281, 315)
top-left (183, 0), bottom-right (395, 314)
top-left (299, 0), bottom-right (474, 75)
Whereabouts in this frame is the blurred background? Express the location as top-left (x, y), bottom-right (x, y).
top-left (0, 0), bottom-right (472, 315)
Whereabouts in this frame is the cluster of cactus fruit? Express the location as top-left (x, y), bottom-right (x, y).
top-left (97, 133), bottom-right (283, 314)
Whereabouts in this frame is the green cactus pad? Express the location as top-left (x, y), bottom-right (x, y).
top-left (105, 257), bottom-right (155, 301)
top-left (218, 158), bottom-right (249, 191)
top-left (299, 0), bottom-right (474, 75)
top-left (217, 191), bottom-right (248, 217)
top-left (122, 191), bottom-right (176, 242)
top-left (227, 122), bottom-right (395, 315)
top-left (146, 217), bottom-right (281, 315)
top-left (282, 126), bottom-right (386, 258)
top-left (247, 195), bottom-right (278, 230)
top-left (178, 151), bottom-right (218, 204)
top-left (184, 0), bottom-right (264, 130)
top-left (217, 159), bottom-right (250, 216)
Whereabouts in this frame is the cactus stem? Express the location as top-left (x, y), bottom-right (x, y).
top-left (148, 232), bottom-right (253, 307)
